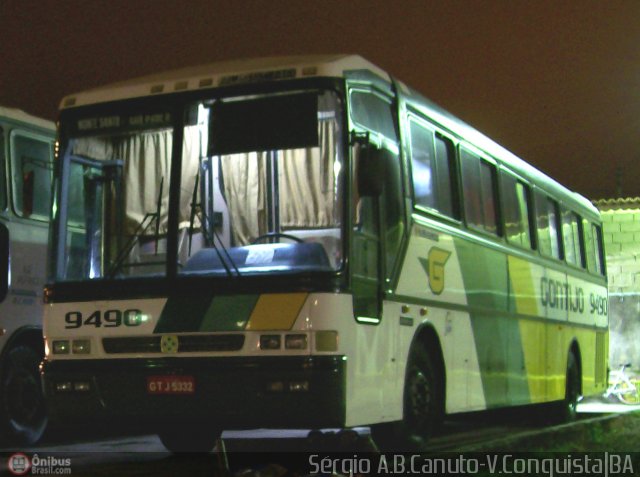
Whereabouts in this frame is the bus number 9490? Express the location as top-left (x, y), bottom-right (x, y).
top-left (64, 309), bottom-right (143, 328)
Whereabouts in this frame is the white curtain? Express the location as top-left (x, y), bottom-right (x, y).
top-left (73, 127), bottom-right (200, 236)
top-left (220, 121), bottom-right (336, 245)
top-left (220, 152), bottom-right (267, 245)
top-left (118, 131), bottom-right (172, 234)
top-left (279, 121), bottom-right (335, 229)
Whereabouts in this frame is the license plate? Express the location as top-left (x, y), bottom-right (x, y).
top-left (147, 375), bottom-right (195, 395)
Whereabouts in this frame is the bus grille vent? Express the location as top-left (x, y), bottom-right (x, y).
top-left (102, 334), bottom-right (245, 354)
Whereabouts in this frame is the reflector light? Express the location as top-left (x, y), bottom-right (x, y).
top-left (266, 381), bottom-right (284, 392)
top-left (73, 382), bottom-right (91, 392)
top-left (56, 382), bottom-right (72, 392)
top-left (289, 381), bottom-right (309, 392)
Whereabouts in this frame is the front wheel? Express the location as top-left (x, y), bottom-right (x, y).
top-left (0, 345), bottom-right (48, 445)
top-left (371, 345), bottom-right (443, 451)
top-left (157, 426), bottom-right (222, 453)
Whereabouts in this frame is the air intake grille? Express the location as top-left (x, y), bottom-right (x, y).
top-left (103, 334), bottom-right (245, 354)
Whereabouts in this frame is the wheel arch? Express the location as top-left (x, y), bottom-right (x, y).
top-left (568, 338), bottom-right (583, 395)
top-left (0, 324), bottom-right (47, 445)
top-left (0, 326), bottom-right (44, 371)
top-left (410, 322), bottom-right (446, 405)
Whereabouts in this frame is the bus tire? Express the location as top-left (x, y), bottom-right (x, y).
top-left (157, 426), bottom-right (221, 453)
top-left (371, 344), bottom-right (443, 451)
top-left (0, 345), bottom-right (47, 445)
top-left (554, 352), bottom-right (580, 423)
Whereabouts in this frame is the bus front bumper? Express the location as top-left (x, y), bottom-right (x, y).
top-left (42, 355), bottom-right (346, 430)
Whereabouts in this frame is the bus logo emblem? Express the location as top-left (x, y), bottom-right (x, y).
top-left (160, 335), bottom-right (179, 354)
top-left (420, 247), bottom-right (451, 295)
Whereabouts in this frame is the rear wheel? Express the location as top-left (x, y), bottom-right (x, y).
top-left (0, 345), bottom-right (47, 445)
top-left (554, 352), bottom-right (580, 422)
top-left (371, 345), bottom-right (443, 451)
top-left (157, 426), bottom-right (221, 453)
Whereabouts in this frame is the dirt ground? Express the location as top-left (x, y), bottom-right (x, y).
top-left (481, 410), bottom-right (640, 453)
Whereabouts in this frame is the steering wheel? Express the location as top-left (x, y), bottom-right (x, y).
top-left (251, 232), bottom-right (303, 244)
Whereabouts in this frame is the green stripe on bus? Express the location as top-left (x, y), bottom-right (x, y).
top-left (455, 237), bottom-right (531, 406)
top-left (200, 294), bottom-right (259, 331)
top-left (468, 313), bottom-right (530, 407)
top-left (154, 294), bottom-right (213, 333)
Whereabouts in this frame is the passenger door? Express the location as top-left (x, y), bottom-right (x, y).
top-left (348, 87), bottom-right (402, 323)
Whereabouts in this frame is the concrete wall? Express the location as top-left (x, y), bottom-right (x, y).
top-left (600, 207), bottom-right (640, 368)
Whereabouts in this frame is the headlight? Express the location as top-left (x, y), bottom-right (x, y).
top-left (260, 335), bottom-right (281, 350)
top-left (285, 334), bottom-right (308, 350)
top-left (72, 339), bottom-right (91, 354)
top-left (52, 340), bottom-right (70, 354)
top-left (315, 331), bottom-right (338, 352)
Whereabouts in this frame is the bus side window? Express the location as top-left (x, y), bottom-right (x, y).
top-left (10, 132), bottom-right (53, 220)
top-left (535, 192), bottom-right (562, 260)
top-left (349, 90), bottom-right (398, 141)
top-left (0, 128), bottom-right (6, 211)
top-left (584, 220), bottom-right (605, 275)
top-left (583, 219), bottom-right (596, 273)
top-left (501, 173), bottom-right (533, 249)
top-left (562, 208), bottom-right (584, 267)
top-left (593, 223), bottom-right (605, 275)
top-left (0, 222), bottom-right (7, 302)
top-left (409, 119), bottom-right (436, 211)
top-left (434, 135), bottom-right (459, 219)
top-left (408, 118), bottom-right (458, 219)
top-left (460, 147), bottom-right (499, 235)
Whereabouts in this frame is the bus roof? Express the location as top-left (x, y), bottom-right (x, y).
top-left (60, 54), bottom-right (390, 110)
top-left (0, 106), bottom-right (54, 131)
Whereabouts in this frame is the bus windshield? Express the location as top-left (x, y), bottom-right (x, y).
top-left (55, 89), bottom-right (345, 281)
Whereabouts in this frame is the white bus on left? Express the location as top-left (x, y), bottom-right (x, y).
top-left (0, 106), bottom-right (54, 445)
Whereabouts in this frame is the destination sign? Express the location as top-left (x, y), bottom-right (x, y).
top-left (69, 111), bottom-right (173, 136)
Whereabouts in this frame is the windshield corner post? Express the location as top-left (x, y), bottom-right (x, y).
top-left (167, 109), bottom-right (184, 278)
top-left (54, 143), bottom-right (73, 280)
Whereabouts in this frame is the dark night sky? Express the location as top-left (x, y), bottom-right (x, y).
top-left (2, 0), bottom-right (639, 200)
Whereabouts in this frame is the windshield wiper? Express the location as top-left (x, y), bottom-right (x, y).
top-left (188, 168), bottom-right (240, 277)
top-left (108, 178), bottom-right (164, 278)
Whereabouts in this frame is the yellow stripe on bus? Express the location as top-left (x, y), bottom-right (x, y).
top-left (245, 293), bottom-right (308, 331)
top-left (518, 319), bottom-right (547, 403)
top-left (509, 256), bottom-right (547, 402)
top-left (507, 256), bottom-right (538, 316)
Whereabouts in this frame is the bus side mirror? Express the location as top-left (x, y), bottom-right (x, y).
top-left (0, 223), bottom-right (9, 303)
top-left (22, 170), bottom-right (34, 217)
top-left (356, 144), bottom-right (386, 197)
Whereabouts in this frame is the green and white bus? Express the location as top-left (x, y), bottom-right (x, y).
top-left (42, 55), bottom-right (608, 452)
top-left (0, 106), bottom-right (54, 445)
